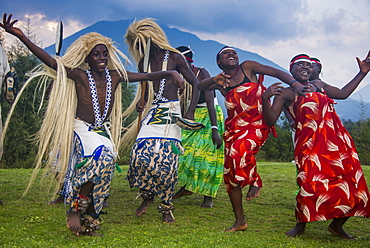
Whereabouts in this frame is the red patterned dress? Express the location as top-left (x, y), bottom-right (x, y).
top-left (287, 89), bottom-right (370, 223)
top-left (224, 74), bottom-right (272, 193)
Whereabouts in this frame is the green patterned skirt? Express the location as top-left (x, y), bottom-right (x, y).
top-left (178, 105), bottom-right (224, 198)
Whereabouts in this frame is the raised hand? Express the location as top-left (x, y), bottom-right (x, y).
top-left (0, 13), bottom-right (57, 69)
top-left (0, 13), bottom-right (24, 38)
top-left (213, 72), bottom-right (230, 89)
top-left (356, 50), bottom-right (370, 74)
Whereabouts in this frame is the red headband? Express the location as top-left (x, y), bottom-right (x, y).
top-left (290, 55), bottom-right (311, 69)
top-left (311, 59), bottom-right (322, 69)
top-left (185, 57), bottom-right (194, 63)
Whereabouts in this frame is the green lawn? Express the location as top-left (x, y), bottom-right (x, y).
top-left (0, 162), bottom-right (369, 247)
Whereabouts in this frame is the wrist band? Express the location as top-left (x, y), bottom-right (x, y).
top-left (290, 80), bottom-right (300, 87)
top-left (211, 126), bottom-right (218, 130)
top-left (289, 80), bottom-right (297, 86)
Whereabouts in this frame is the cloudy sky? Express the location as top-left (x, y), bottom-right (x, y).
top-left (1, 0), bottom-right (369, 90)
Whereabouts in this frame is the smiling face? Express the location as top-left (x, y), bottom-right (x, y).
top-left (290, 61), bottom-right (312, 83)
top-left (217, 48), bottom-right (239, 70)
top-left (86, 44), bottom-right (109, 72)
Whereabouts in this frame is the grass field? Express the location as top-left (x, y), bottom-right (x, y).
top-left (0, 162), bottom-right (369, 247)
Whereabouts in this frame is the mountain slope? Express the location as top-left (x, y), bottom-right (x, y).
top-left (45, 19), bottom-right (286, 84)
top-left (44, 19), bottom-right (370, 121)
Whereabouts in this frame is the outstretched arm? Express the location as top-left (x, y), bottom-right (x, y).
top-left (0, 13), bottom-right (57, 69)
top-left (198, 73), bottom-right (229, 96)
top-left (127, 70), bottom-right (184, 86)
top-left (324, 51), bottom-right (370, 99)
top-left (129, 70), bottom-right (184, 112)
top-left (246, 60), bottom-right (308, 95)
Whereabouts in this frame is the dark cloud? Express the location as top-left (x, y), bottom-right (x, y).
top-left (321, 8), bottom-right (346, 34)
top-left (2, 0), bottom-right (303, 44)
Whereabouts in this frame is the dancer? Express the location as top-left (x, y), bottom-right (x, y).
top-left (262, 53), bottom-right (370, 239)
top-left (1, 13), bottom-right (183, 236)
top-left (2, 66), bottom-right (18, 104)
top-left (124, 19), bottom-right (199, 223)
top-left (198, 46), bottom-right (306, 232)
top-left (173, 46), bottom-right (224, 208)
top-left (310, 57), bottom-right (322, 81)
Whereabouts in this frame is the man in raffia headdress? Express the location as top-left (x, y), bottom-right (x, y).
top-left (123, 18), bottom-right (199, 223)
top-left (0, 13), bottom-right (183, 236)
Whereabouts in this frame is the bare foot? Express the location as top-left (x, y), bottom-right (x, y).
top-left (48, 195), bottom-right (63, 205)
top-left (135, 199), bottom-right (153, 216)
top-left (286, 223), bottom-right (306, 237)
top-left (201, 196), bottom-right (213, 208)
top-left (67, 210), bottom-right (82, 236)
top-left (173, 187), bottom-right (193, 199)
top-left (225, 222), bottom-right (248, 232)
top-left (246, 186), bottom-right (260, 201)
top-left (162, 210), bottom-right (175, 223)
top-left (328, 224), bottom-right (355, 239)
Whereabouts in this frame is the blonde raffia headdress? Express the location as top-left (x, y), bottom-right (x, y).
top-left (1, 32), bottom-right (130, 197)
top-left (124, 18), bottom-right (179, 64)
top-left (120, 18), bottom-right (181, 147)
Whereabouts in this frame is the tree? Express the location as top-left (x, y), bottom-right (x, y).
top-left (5, 17), bottom-right (41, 82)
top-left (258, 114), bottom-right (294, 162)
top-left (117, 81), bottom-right (139, 165)
top-left (343, 98), bottom-right (370, 165)
top-left (0, 30), bottom-right (5, 46)
top-left (0, 18), bottom-right (43, 168)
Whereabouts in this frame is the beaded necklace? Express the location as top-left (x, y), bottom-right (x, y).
top-left (153, 50), bottom-right (170, 103)
top-left (86, 69), bottom-right (112, 128)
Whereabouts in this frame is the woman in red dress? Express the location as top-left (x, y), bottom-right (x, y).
top-left (198, 47), bottom-right (306, 232)
top-left (262, 53), bottom-right (370, 239)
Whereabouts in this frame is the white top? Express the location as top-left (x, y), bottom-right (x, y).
top-left (0, 45), bottom-right (10, 83)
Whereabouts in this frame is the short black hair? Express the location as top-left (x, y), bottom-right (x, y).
top-left (216, 46), bottom-right (233, 61)
top-left (176, 46), bottom-right (193, 59)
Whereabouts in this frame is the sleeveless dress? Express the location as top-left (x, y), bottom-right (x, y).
top-left (223, 72), bottom-right (272, 193)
